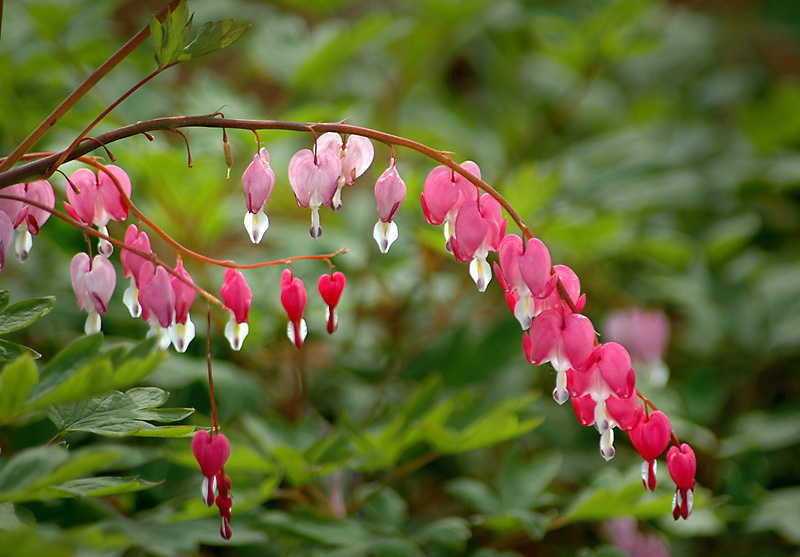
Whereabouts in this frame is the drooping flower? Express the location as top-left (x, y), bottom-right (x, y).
top-left (523, 308), bottom-right (595, 404)
top-left (241, 147), bottom-right (276, 244)
top-left (629, 410), bottom-right (672, 491)
top-left (288, 145), bottom-right (341, 238)
top-left (0, 212), bottom-right (14, 273)
top-left (373, 159), bottom-right (407, 253)
top-left (220, 268), bottom-right (252, 351)
top-left (191, 430), bottom-right (231, 506)
top-left (0, 180), bottom-right (55, 262)
top-left (451, 193), bottom-right (507, 291)
top-left (316, 132), bottom-right (374, 211)
top-left (281, 268), bottom-right (307, 349)
top-left (65, 166), bottom-right (131, 257)
top-left (215, 470), bottom-right (234, 540)
top-left (120, 224), bottom-right (153, 318)
top-left (168, 259), bottom-right (196, 353)
top-left (70, 253), bottom-right (116, 334)
top-left (497, 234), bottom-right (555, 328)
top-left (138, 262), bottom-right (175, 349)
top-left (318, 271), bottom-right (346, 334)
top-left (569, 342), bottom-right (637, 460)
top-left (540, 264), bottom-right (586, 315)
top-left (667, 443), bottom-right (696, 520)
top-left (420, 162), bottom-right (480, 252)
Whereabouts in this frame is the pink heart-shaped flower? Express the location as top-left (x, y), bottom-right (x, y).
top-left (191, 430), bottom-right (231, 477)
top-left (318, 271), bottom-right (346, 308)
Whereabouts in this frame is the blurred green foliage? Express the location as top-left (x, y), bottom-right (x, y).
top-left (2, 0), bottom-right (800, 555)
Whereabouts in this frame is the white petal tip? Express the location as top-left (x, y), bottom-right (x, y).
top-left (244, 209), bottom-right (269, 244)
top-left (84, 312), bottom-right (102, 335)
top-left (373, 220), bottom-right (398, 254)
top-left (469, 257), bottom-right (492, 292)
top-left (225, 318), bottom-right (248, 351)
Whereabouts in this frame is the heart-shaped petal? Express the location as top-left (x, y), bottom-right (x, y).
top-left (318, 271), bottom-right (346, 308)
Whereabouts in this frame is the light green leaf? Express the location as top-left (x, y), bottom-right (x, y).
top-left (46, 387), bottom-right (193, 438)
top-left (150, 15), bottom-right (164, 65)
top-left (43, 476), bottom-right (160, 498)
top-left (25, 357), bottom-right (114, 410)
top-left (184, 19), bottom-right (251, 58)
top-left (0, 297), bottom-right (54, 334)
top-left (446, 478), bottom-right (503, 515)
top-left (0, 339), bottom-right (39, 362)
top-left (410, 517), bottom-right (472, 550)
top-left (31, 334), bottom-right (103, 397)
top-left (0, 292), bottom-right (9, 312)
top-left (0, 446), bottom-right (68, 497)
top-left (0, 354), bottom-right (38, 420)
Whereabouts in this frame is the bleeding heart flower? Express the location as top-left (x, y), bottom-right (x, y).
top-left (281, 268), bottom-right (307, 349)
top-left (138, 262), bottom-right (175, 349)
top-left (191, 430), bottom-right (231, 506)
top-left (168, 259), bottom-right (196, 353)
top-left (629, 410), bottom-right (671, 491)
top-left (0, 212), bottom-right (14, 273)
top-left (241, 147), bottom-right (276, 244)
top-left (288, 146), bottom-right (341, 238)
top-left (220, 268), bottom-right (252, 351)
top-left (318, 271), bottom-right (346, 334)
top-left (316, 132), bottom-right (374, 211)
top-left (0, 180), bottom-right (55, 263)
top-left (420, 161), bottom-right (480, 252)
top-left (373, 159), bottom-right (407, 253)
top-left (70, 253), bottom-right (116, 334)
top-left (667, 443), bottom-right (697, 520)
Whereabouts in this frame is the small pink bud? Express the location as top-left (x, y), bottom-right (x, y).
top-left (220, 269), bottom-right (252, 351)
top-left (281, 269), bottom-right (307, 348)
top-left (242, 148), bottom-right (276, 244)
top-left (667, 443), bottom-right (697, 520)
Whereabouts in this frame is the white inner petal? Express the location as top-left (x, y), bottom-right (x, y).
top-left (469, 256), bottom-right (492, 292)
top-left (226, 317), bottom-right (248, 351)
top-left (373, 220), bottom-right (398, 254)
top-left (244, 209), bottom-right (270, 244)
top-left (84, 311), bottom-right (102, 335)
top-left (16, 231), bottom-right (33, 263)
top-left (123, 279), bottom-right (141, 318)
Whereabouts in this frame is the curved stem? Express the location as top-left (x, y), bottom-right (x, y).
top-left (0, 0), bottom-right (183, 173)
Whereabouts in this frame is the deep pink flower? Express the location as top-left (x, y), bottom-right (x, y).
top-left (540, 264), bottom-right (586, 315)
top-left (569, 391), bottom-right (643, 459)
top-left (220, 268), bottom-right (252, 351)
top-left (318, 271), bottom-right (346, 334)
top-left (493, 261), bottom-right (519, 316)
top-left (316, 132), bottom-right (374, 211)
top-left (629, 410), bottom-right (671, 491)
top-left (667, 443), bottom-right (696, 520)
top-left (241, 147), bottom-right (276, 244)
top-left (168, 259), bottom-right (196, 352)
top-left (451, 193), bottom-right (507, 291)
top-left (0, 180), bottom-right (55, 262)
top-left (65, 166), bottom-right (131, 256)
top-left (498, 234), bottom-right (555, 328)
top-left (191, 430), bottom-right (231, 506)
top-left (288, 146), bottom-right (341, 238)
top-left (373, 159), bottom-right (407, 253)
top-left (70, 253), bottom-right (116, 334)
top-left (523, 308), bottom-right (595, 404)
top-left (420, 162), bottom-right (480, 252)
top-left (281, 268), bottom-right (307, 349)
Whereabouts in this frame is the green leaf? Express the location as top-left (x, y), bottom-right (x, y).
top-left (46, 387), bottom-right (193, 438)
top-left (43, 476), bottom-right (160, 498)
top-left (747, 487), bottom-right (800, 544)
top-left (0, 297), bottom-right (54, 334)
top-left (410, 517), bottom-right (471, 550)
top-left (0, 446), bottom-right (68, 496)
top-left (0, 339), bottom-right (39, 362)
top-left (162, 0), bottom-right (190, 65)
top-left (184, 19), bottom-right (251, 58)
top-left (0, 291), bottom-right (9, 312)
top-left (25, 357), bottom-right (114, 410)
top-left (150, 15), bottom-right (164, 65)
top-left (33, 334), bottom-right (103, 395)
top-left (446, 478), bottom-right (503, 515)
top-left (0, 354), bottom-right (38, 420)
top-left (110, 350), bottom-right (166, 390)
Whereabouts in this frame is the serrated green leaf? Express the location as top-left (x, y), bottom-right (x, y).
top-left (46, 387), bottom-right (193, 438)
top-left (0, 292), bottom-right (9, 312)
top-left (0, 339), bottom-right (39, 362)
top-left (0, 354), bottom-right (38, 420)
top-left (0, 297), bottom-right (54, 335)
top-left (183, 19), bottom-right (250, 58)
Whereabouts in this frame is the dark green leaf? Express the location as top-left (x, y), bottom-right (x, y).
top-left (410, 517), bottom-right (471, 550)
top-left (0, 297), bottom-right (54, 334)
top-left (0, 339), bottom-right (39, 363)
top-left (0, 447), bottom-right (68, 496)
top-left (0, 354), bottom-right (38, 420)
top-left (0, 291), bottom-right (9, 312)
top-left (43, 476), bottom-right (160, 498)
top-left (46, 387), bottom-right (193, 438)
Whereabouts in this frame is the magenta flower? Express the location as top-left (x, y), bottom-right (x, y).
top-left (120, 225), bottom-right (153, 318)
top-left (241, 147), bottom-right (276, 244)
top-left (629, 410), bottom-right (672, 491)
top-left (70, 253), bottom-right (116, 334)
top-left (65, 166), bottom-right (131, 257)
top-left (168, 259), bottom-right (196, 352)
top-left (373, 159), bottom-right (407, 253)
top-left (281, 268), bottom-right (307, 349)
top-left (318, 271), bottom-right (346, 334)
top-left (316, 132), bottom-right (374, 211)
top-left (420, 162), bottom-right (480, 252)
top-left (523, 308), bottom-right (595, 404)
top-left (0, 180), bottom-right (55, 262)
top-left (191, 430), bottom-right (231, 507)
top-left (220, 268), bottom-right (252, 351)
top-left (451, 193), bottom-right (507, 291)
top-left (288, 145), bottom-right (341, 238)
top-left (498, 234), bottom-right (555, 328)
top-left (667, 443), bottom-right (697, 520)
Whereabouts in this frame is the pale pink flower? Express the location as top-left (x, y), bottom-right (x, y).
top-left (70, 253), bottom-right (116, 334)
top-left (373, 159), bottom-right (406, 253)
top-left (420, 162), bottom-right (480, 252)
top-left (241, 147), bottom-right (276, 244)
top-left (451, 193), bottom-right (507, 291)
top-left (316, 132), bottom-right (374, 210)
top-left (288, 146), bottom-right (341, 238)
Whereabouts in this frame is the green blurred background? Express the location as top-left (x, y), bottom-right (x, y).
top-left (1, 0), bottom-right (800, 555)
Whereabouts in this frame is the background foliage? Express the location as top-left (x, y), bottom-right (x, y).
top-left (2, 0), bottom-right (800, 555)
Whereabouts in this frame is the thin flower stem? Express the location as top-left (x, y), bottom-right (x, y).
top-left (0, 0), bottom-right (183, 173)
top-left (207, 308), bottom-right (220, 434)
